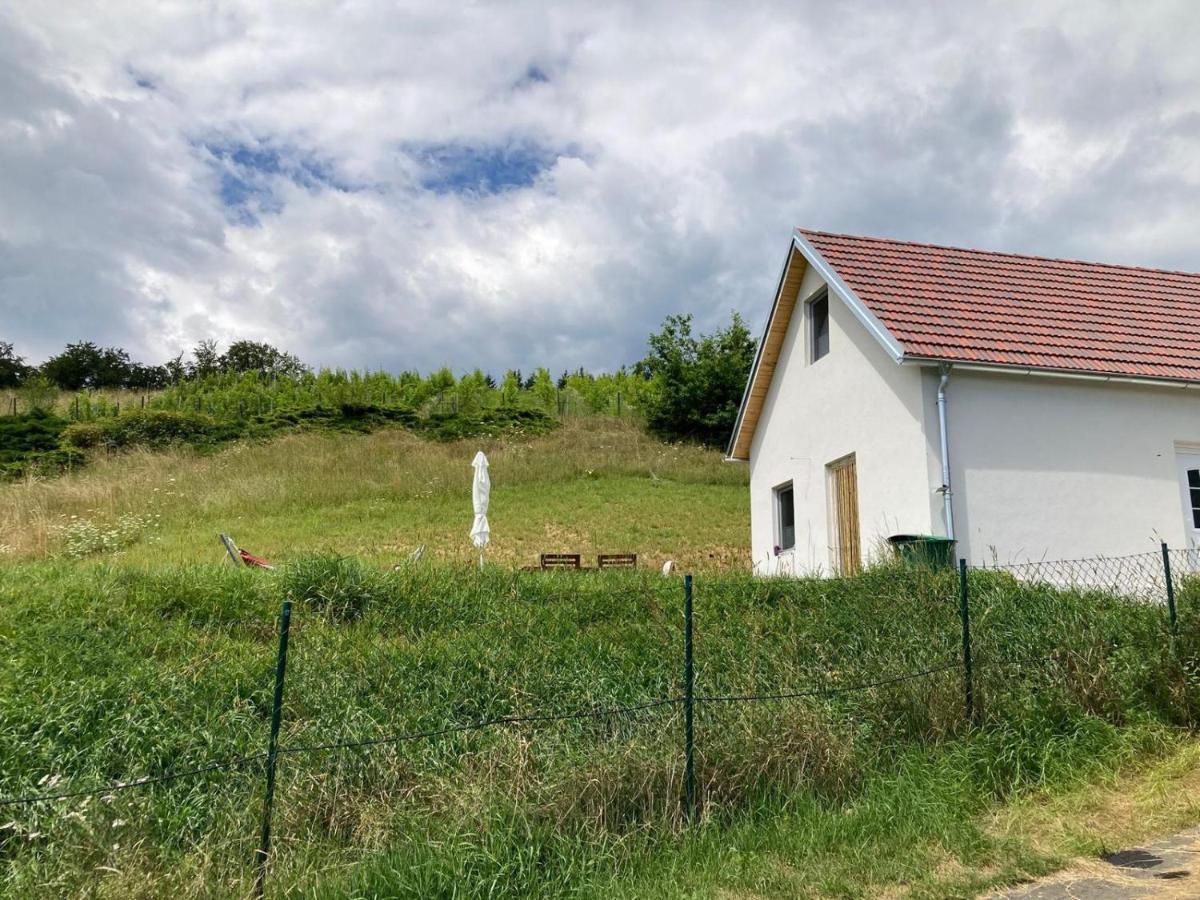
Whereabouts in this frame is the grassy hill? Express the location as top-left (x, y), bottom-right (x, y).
top-left (0, 418), bottom-right (749, 570)
top-left (1, 419), bottom-right (1199, 898)
top-left (0, 556), bottom-right (1196, 898)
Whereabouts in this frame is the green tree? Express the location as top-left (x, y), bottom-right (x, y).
top-left (426, 367), bottom-right (456, 397)
top-left (455, 369), bottom-right (490, 415)
top-left (20, 374), bottom-right (59, 412)
top-left (0, 342), bottom-right (32, 388)
top-left (529, 367), bottom-right (557, 412)
top-left (220, 340), bottom-right (307, 378)
top-left (190, 340), bottom-right (222, 378)
top-left (163, 353), bottom-right (188, 384)
top-left (499, 369), bottom-right (521, 407)
top-left (636, 312), bottom-right (756, 445)
top-left (126, 362), bottom-right (170, 389)
top-left (41, 342), bottom-right (133, 390)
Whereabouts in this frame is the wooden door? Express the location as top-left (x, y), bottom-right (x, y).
top-left (827, 454), bottom-right (861, 575)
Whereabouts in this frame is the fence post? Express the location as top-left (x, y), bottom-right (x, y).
top-left (958, 559), bottom-right (974, 724)
top-left (254, 600), bottom-right (292, 898)
top-left (1162, 542), bottom-right (1178, 636)
top-left (682, 574), bottom-right (696, 822)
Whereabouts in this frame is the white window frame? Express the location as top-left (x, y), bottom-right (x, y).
top-left (774, 480), bottom-right (796, 554)
top-left (1175, 443), bottom-right (1200, 556)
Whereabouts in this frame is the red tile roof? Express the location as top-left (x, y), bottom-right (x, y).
top-left (800, 228), bottom-right (1200, 382)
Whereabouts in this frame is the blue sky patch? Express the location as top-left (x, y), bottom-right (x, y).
top-left (125, 64), bottom-right (156, 90)
top-left (202, 141), bottom-right (353, 224)
top-left (519, 65), bottom-right (550, 85)
top-left (412, 142), bottom-right (559, 195)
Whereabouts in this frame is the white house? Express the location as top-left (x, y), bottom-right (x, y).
top-left (727, 228), bottom-right (1200, 575)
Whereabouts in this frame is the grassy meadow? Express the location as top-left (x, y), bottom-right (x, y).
top-left (0, 418), bottom-right (748, 571)
top-left (1, 417), bottom-right (1200, 898)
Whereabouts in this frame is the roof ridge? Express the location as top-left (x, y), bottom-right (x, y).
top-left (796, 227), bottom-right (1200, 281)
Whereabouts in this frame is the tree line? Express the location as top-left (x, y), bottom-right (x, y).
top-left (2, 312), bottom-right (756, 445)
top-left (0, 339), bottom-right (305, 391)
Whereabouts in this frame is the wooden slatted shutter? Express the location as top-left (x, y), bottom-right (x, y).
top-left (827, 454), bottom-right (861, 576)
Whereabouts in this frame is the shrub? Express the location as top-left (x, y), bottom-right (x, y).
top-left (0, 409), bottom-right (80, 477)
top-left (0, 408), bottom-right (67, 462)
top-left (61, 410), bottom-right (240, 450)
top-left (420, 408), bottom-right (557, 442)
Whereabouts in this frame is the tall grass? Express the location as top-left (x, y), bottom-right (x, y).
top-left (0, 387), bottom-right (157, 419)
top-left (0, 418), bottom-right (748, 570)
top-left (0, 558), bottom-right (1195, 897)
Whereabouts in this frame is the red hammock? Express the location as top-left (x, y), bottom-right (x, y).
top-left (238, 548), bottom-right (274, 570)
top-left (220, 534), bottom-right (274, 570)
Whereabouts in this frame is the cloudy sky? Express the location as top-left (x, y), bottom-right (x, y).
top-left (2, 1), bottom-right (1198, 374)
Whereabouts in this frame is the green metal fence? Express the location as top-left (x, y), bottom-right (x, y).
top-left (1, 547), bottom-right (1194, 894)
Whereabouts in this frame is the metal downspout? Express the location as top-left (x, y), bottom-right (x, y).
top-left (937, 364), bottom-right (955, 540)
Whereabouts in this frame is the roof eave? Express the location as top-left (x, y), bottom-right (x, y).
top-left (902, 355), bottom-right (1200, 389)
top-left (724, 240), bottom-right (798, 461)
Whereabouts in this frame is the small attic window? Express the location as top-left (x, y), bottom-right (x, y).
top-left (810, 291), bottom-right (830, 362)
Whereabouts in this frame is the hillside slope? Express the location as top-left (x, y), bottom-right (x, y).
top-left (0, 418), bottom-right (749, 571)
top-left (0, 559), bottom-right (1195, 897)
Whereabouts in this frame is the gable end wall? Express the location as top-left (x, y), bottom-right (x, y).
top-left (748, 266), bottom-right (938, 574)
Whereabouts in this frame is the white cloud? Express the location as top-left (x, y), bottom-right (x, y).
top-left (2, 0), bottom-right (1200, 373)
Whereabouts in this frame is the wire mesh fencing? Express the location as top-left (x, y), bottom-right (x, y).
top-left (974, 548), bottom-right (1172, 604)
top-left (1, 553), bottom-right (1196, 896)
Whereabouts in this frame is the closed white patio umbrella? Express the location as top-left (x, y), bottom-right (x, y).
top-left (470, 451), bottom-right (490, 569)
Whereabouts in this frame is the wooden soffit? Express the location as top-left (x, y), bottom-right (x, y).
top-left (725, 244), bottom-right (809, 461)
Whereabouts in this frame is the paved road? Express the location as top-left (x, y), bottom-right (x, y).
top-left (988, 826), bottom-right (1200, 899)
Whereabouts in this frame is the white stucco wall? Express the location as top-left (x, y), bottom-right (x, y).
top-left (946, 370), bottom-right (1200, 564)
top-left (747, 267), bottom-right (938, 574)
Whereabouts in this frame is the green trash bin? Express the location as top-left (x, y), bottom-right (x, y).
top-left (887, 534), bottom-right (956, 568)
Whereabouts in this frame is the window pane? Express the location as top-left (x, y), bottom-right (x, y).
top-left (1193, 508), bottom-right (1200, 529)
top-left (779, 487), bottom-right (795, 526)
top-left (777, 484), bottom-right (796, 550)
top-left (1190, 469), bottom-right (1200, 488)
top-left (811, 295), bottom-right (829, 361)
